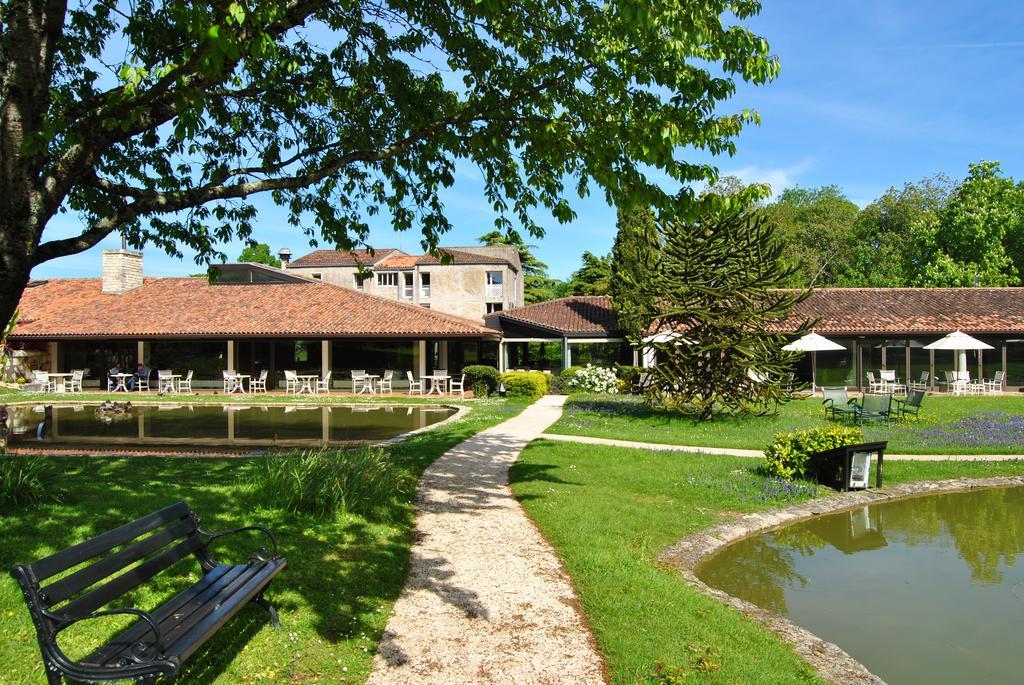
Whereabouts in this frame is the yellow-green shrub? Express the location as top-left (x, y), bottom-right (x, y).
top-left (500, 371), bottom-right (549, 399)
top-left (763, 425), bottom-right (864, 480)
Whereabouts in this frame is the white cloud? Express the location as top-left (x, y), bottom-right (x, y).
top-left (719, 158), bottom-right (816, 198)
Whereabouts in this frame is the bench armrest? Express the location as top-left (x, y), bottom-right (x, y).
top-left (52, 606), bottom-right (165, 655)
top-left (201, 525), bottom-right (279, 563)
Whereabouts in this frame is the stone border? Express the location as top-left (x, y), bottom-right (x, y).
top-left (659, 476), bottom-right (1024, 685)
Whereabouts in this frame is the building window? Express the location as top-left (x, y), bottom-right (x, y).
top-left (353, 273), bottom-right (369, 290)
top-left (420, 272), bottom-right (431, 299)
top-left (402, 272), bottom-right (414, 299)
top-left (485, 271), bottom-right (503, 299)
top-left (486, 302), bottom-right (503, 314)
top-left (377, 272), bottom-right (398, 287)
top-left (310, 272), bottom-right (322, 280)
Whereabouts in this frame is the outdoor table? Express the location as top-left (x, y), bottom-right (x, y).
top-left (228, 374), bottom-right (250, 394)
top-left (159, 374), bottom-right (182, 393)
top-left (423, 374), bottom-right (450, 395)
top-left (296, 374), bottom-right (318, 394)
top-left (47, 372), bottom-right (73, 393)
top-left (357, 374), bottom-right (380, 394)
top-left (110, 373), bottom-right (133, 392)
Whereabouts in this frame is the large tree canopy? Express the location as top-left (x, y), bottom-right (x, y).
top-left (0, 0), bottom-right (778, 330)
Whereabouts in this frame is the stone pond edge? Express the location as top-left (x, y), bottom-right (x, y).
top-left (659, 476), bottom-right (1024, 685)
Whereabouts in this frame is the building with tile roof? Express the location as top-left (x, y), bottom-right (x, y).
top-left (282, 246), bottom-right (523, 322)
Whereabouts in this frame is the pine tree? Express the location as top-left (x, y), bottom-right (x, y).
top-left (641, 206), bottom-right (812, 420)
top-left (610, 204), bottom-right (661, 339)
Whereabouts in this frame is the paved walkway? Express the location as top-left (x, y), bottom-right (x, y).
top-left (369, 395), bottom-right (606, 685)
top-left (541, 432), bottom-right (1024, 461)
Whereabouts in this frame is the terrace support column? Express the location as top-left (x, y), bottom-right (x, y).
top-left (562, 338), bottom-right (571, 370)
top-left (48, 342), bottom-right (58, 372)
top-left (438, 340), bottom-right (449, 371)
top-left (417, 340), bottom-right (427, 378)
top-left (137, 341), bottom-right (147, 366)
top-left (321, 340), bottom-right (331, 381)
top-left (498, 341), bottom-right (505, 372)
top-left (1003, 344), bottom-right (1008, 379)
top-left (227, 340), bottom-right (235, 372)
top-left (929, 350), bottom-right (936, 390)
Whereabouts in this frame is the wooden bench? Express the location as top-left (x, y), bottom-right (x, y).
top-left (10, 501), bottom-right (286, 684)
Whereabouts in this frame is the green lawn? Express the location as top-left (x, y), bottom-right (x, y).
top-left (0, 398), bottom-right (526, 684)
top-left (510, 439), bottom-right (1024, 684)
top-left (547, 394), bottom-right (1024, 454)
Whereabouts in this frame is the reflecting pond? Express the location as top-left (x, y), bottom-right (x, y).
top-left (4, 403), bottom-right (457, 452)
top-left (697, 487), bottom-right (1024, 685)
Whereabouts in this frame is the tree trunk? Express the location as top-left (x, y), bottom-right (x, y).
top-left (0, 215), bottom-right (35, 336)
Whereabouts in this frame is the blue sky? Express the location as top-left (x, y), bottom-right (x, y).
top-left (33, 1), bottom-right (1024, 281)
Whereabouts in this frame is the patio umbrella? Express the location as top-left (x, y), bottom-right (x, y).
top-left (923, 330), bottom-right (993, 374)
top-left (783, 331), bottom-right (846, 394)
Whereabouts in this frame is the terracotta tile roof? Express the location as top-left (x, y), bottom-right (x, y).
top-left (416, 249), bottom-right (513, 266)
top-left (493, 296), bottom-right (621, 337)
top-left (772, 288), bottom-right (1024, 335)
top-left (288, 248), bottom-right (400, 268)
top-left (377, 255), bottom-right (419, 269)
top-left (10, 277), bottom-right (496, 339)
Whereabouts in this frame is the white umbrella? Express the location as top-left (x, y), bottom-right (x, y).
top-left (783, 331), bottom-right (846, 394)
top-left (923, 330), bottom-right (993, 375)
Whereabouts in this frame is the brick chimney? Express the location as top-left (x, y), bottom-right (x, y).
top-left (101, 249), bottom-right (144, 294)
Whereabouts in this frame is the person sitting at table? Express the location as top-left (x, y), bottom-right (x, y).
top-left (108, 363), bottom-right (121, 390)
top-left (129, 362), bottom-right (149, 390)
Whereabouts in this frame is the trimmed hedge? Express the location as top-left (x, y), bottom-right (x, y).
top-left (500, 371), bottom-right (550, 399)
top-left (763, 425), bottom-right (864, 481)
top-left (559, 365), bottom-right (586, 380)
top-left (462, 365), bottom-right (501, 397)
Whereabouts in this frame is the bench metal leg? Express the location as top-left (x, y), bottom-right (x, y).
top-left (45, 666), bottom-right (62, 685)
top-left (253, 592), bottom-right (280, 629)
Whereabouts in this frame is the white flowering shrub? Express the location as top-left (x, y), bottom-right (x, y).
top-left (566, 364), bottom-right (619, 394)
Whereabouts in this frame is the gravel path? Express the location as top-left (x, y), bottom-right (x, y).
top-left (369, 395), bottom-right (606, 685)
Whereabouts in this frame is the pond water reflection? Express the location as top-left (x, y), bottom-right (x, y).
top-left (4, 403), bottom-right (457, 452)
top-left (697, 487), bottom-right (1024, 684)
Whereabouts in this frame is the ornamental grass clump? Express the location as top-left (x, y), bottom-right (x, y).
top-left (763, 425), bottom-right (863, 481)
top-left (246, 447), bottom-right (412, 520)
top-left (566, 365), bottom-right (619, 394)
top-left (0, 456), bottom-right (61, 508)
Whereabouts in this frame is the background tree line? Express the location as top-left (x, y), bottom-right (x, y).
top-left (514, 159), bottom-right (1024, 303)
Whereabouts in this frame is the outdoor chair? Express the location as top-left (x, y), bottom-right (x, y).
top-left (879, 370), bottom-right (906, 395)
top-left (985, 370), bottom-right (1005, 395)
top-left (316, 371), bottom-right (332, 394)
top-left (66, 369), bottom-right (84, 393)
top-left (377, 370), bottom-right (394, 394)
top-left (284, 369), bottom-right (299, 393)
top-left (222, 370), bottom-right (241, 393)
top-left (449, 374), bottom-right (465, 397)
top-left (351, 369), bottom-right (367, 393)
top-left (158, 369), bottom-right (175, 393)
top-left (910, 371), bottom-right (930, 392)
top-left (33, 370), bottom-right (55, 392)
top-left (894, 389), bottom-right (927, 421)
top-left (953, 370), bottom-right (971, 396)
top-left (251, 369), bottom-right (268, 393)
top-left (822, 386), bottom-right (858, 420)
top-left (865, 371), bottom-right (886, 393)
top-left (136, 370), bottom-right (150, 392)
top-left (179, 370), bottom-right (194, 393)
top-left (406, 370), bottom-right (422, 395)
top-left (856, 393), bottom-right (893, 426)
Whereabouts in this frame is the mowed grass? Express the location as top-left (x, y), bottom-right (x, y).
top-left (0, 399), bottom-right (526, 684)
top-left (510, 440), bottom-right (1024, 684)
top-left (547, 394), bottom-right (1024, 454)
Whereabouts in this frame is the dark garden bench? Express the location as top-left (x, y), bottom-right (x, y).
top-left (10, 501), bottom-right (286, 684)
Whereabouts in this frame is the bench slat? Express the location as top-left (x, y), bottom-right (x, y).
top-left (84, 564), bottom-right (236, 667)
top-left (59, 535), bottom-right (203, 620)
top-left (42, 518), bottom-right (197, 607)
top-left (31, 501), bottom-right (191, 582)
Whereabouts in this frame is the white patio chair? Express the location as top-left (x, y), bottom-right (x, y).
top-left (406, 371), bottom-right (422, 395)
top-left (136, 370), bottom-right (150, 392)
top-left (250, 369), bottom-right (268, 393)
top-left (909, 371), bottom-right (930, 392)
top-left (449, 374), bottom-right (465, 398)
top-left (377, 370), bottom-right (394, 394)
top-left (865, 371), bottom-right (885, 393)
top-left (179, 370), bottom-right (194, 393)
top-left (316, 371), bottom-right (332, 394)
top-left (222, 370), bottom-right (240, 393)
top-left (952, 370), bottom-right (971, 396)
top-left (283, 369), bottom-right (299, 394)
top-left (985, 370), bottom-right (1005, 395)
top-left (879, 370), bottom-right (905, 395)
top-left (351, 369), bottom-right (368, 393)
top-left (33, 370), bottom-right (55, 392)
top-left (158, 369), bottom-right (175, 393)
top-left (66, 369), bottom-right (84, 393)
